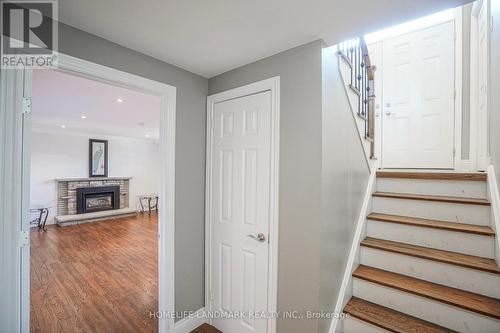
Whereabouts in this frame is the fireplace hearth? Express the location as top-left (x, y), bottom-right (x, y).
top-left (76, 186), bottom-right (120, 214)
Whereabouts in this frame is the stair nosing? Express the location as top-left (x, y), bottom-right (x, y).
top-left (353, 265), bottom-right (500, 320)
top-left (360, 237), bottom-right (500, 275)
top-left (344, 296), bottom-right (457, 333)
top-left (376, 171), bottom-right (487, 181)
top-left (372, 191), bottom-right (491, 206)
top-left (367, 213), bottom-right (495, 236)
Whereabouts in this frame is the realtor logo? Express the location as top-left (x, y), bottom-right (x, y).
top-left (1, 0), bottom-right (58, 68)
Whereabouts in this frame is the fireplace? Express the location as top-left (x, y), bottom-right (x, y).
top-left (76, 186), bottom-right (120, 214)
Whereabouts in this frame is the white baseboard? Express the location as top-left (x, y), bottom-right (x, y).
top-left (173, 307), bottom-right (207, 333)
top-left (328, 166), bottom-right (378, 333)
top-left (487, 165), bottom-right (500, 266)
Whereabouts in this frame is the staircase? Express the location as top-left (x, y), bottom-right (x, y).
top-left (342, 171), bottom-right (500, 332)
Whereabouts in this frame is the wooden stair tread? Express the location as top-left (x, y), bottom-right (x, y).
top-left (344, 297), bottom-right (457, 333)
top-left (361, 237), bottom-right (500, 274)
top-left (353, 265), bottom-right (500, 319)
top-left (367, 213), bottom-right (495, 236)
top-left (373, 191), bottom-right (491, 206)
top-left (377, 171), bottom-right (487, 181)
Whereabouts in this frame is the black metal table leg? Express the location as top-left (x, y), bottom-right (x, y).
top-left (139, 197), bottom-right (145, 213)
top-left (36, 209), bottom-right (44, 229)
top-left (39, 208), bottom-right (48, 231)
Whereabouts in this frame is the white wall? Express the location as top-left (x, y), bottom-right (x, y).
top-left (30, 130), bottom-right (160, 224)
top-left (491, 0), bottom-right (500, 187)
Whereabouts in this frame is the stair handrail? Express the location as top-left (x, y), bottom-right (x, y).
top-left (338, 37), bottom-right (376, 159)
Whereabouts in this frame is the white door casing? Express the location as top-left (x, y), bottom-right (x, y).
top-left (382, 21), bottom-right (455, 168)
top-left (21, 69), bottom-right (33, 333)
top-left (2, 53), bottom-right (178, 333)
top-left (0, 68), bottom-right (28, 333)
top-left (476, 0), bottom-right (489, 170)
top-left (206, 78), bottom-right (280, 333)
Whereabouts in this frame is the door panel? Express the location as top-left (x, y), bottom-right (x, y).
top-left (382, 21), bottom-right (455, 168)
top-left (210, 91), bottom-right (271, 333)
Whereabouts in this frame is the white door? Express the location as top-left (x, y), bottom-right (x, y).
top-left (209, 91), bottom-right (272, 333)
top-left (382, 21), bottom-right (455, 168)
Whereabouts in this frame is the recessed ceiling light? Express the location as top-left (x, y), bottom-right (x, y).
top-left (116, 98), bottom-right (123, 103)
top-left (60, 125), bottom-right (66, 129)
top-left (81, 115), bottom-right (87, 119)
top-left (145, 134), bottom-right (150, 138)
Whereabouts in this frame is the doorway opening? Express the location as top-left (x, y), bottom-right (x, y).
top-left (29, 68), bottom-right (162, 331)
top-left (0, 53), bottom-right (178, 333)
top-left (360, 3), bottom-right (484, 170)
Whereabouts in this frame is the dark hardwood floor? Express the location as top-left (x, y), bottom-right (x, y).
top-left (190, 324), bottom-right (222, 333)
top-left (30, 212), bottom-right (158, 333)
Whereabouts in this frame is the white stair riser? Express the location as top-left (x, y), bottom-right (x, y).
top-left (343, 318), bottom-right (388, 333)
top-left (353, 279), bottom-right (500, 333)
top-left (366, 220), bottom-right (495, 258)
top-left (360, 247), bottom-right (500, 298)
top-left (376, 178), bottom-right (487, 199)
top-left (372, 196), bottom-right (490, 226)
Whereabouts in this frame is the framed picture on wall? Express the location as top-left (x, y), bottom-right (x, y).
top-left (89, 139), bottom-right (108, 177)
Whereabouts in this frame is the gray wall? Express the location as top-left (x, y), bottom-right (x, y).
top-left (318, 47), bottom-right (370, 333)
top-left (491, 0), bottom-right (500, 183)
top-left (58, 23), bottom-right (208, 316)
top-left (209, 40), bottom-right (370, 333)
top-left (210, 40), bottom-right (324, 333)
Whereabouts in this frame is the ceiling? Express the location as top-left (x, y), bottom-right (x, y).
top-left (32, 69), bottom-right (161, 140)
top-left (58, 0), bottom-right (471, 78)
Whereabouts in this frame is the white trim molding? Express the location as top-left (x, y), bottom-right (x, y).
top-left (470, 0), bottom-right (491, 171)
top-left (454, 6), bottom-right (470, 171)
top-left (487, 165), bottom-right (500, 266)
top-left (9, 53), bottom-right (177, 333)
top-left (205, 77), bottom-right (280, 333)
top-left (0, 67), bottom-right (26, 333)
top-left (328, 163), bottom-right (378, 333)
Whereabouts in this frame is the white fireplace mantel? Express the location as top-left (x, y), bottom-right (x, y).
top-left (55, 176), bottom-right (132, 182)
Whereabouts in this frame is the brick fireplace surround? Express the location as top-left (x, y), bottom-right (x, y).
top-left (54, 177), bottom-right (136, 226)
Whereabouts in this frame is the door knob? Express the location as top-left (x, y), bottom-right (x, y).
top-left (385, 111), bottom-right (396, 116)
top-left (247, 233), bottom-right (266, 242)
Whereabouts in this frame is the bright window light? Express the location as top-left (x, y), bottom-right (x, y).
top-left (364, 8), bottom-right (455, 44)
